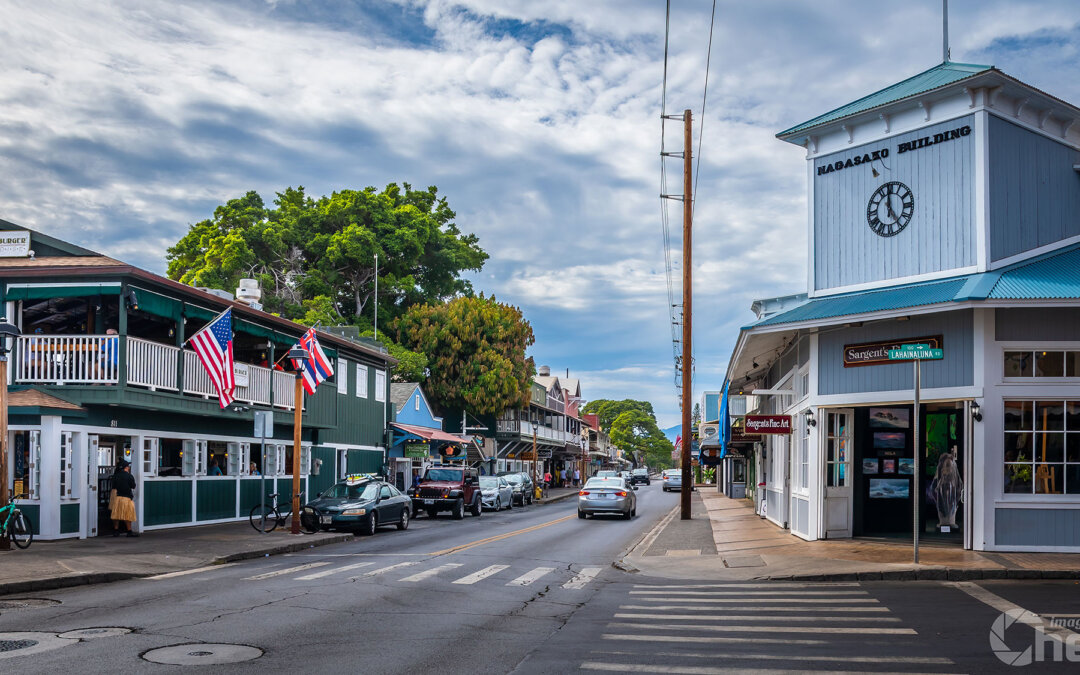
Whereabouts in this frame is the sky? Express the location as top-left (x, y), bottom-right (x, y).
top-left (1, 0), bottom-right (1079, 427)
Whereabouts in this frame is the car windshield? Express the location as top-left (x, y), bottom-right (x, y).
top-left (479, 476), bottom-right (498, 488)
top-left (320, 482), bottom-right (380, 501)
top-left (584, 478), bottom-right (623, 489)
top-left (632, 469), bottom-right (647, 475)
top-left (502, 474), bottom-right (524, 484)
top-left (423, 468), bottom-right (463, 482)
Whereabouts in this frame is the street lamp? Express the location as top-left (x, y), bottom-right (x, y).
top-left (288, 346), bottom-right (309, 535)
top-left (0, 320), bottom-right (21, 550)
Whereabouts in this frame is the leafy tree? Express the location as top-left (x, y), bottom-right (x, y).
top-left (357, 330), bottom-right (429, 383)
top-left (583, 399), bottom-right (657, 434)
top-left (166, 184), bottom-right (487, 324)
top-left (608, 409), bottom-right (673, 470)
top-left (692, 403), bottom-right (701, 429)
top-left (394, 295), bottom-right (535, 416)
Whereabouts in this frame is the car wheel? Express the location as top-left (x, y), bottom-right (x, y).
top-left (470, 497), bottom-right (482, 517)
top-left (577, 510), bottom-right (586, 519)
top-left (631, 507), bottom-right (637, 517)
top-left (452, 498), bottom-right (465, 520)
top-left (623, 510), bottom-right (632, 520)
top-left (507, 496), bottom-right (513, 509)
top-left (363, 512), bottom-right (378, 535)
top-left (397, 508), bottom-right (410, 531)
top-left (495, 497), bottom-right (502, 512)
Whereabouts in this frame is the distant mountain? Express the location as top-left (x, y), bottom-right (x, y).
top-left (662, 424), bottom-right (680, 442)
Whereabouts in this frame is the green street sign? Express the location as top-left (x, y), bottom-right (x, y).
top-left (888, 347), bottom-right (943, 360)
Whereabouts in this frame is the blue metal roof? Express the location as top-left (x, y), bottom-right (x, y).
top-left (749, 243), bottom-right (1080, 328)
top-left (778, 62), bottom-right (994, 138)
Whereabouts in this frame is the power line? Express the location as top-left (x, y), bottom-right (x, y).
top-left (659, 0), bottom-right (680, 393)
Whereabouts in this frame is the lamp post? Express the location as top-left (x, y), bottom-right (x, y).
top-left (0, 321), bottom-right (21, 551)
top-left (288, 346), bottom-right (309, 535)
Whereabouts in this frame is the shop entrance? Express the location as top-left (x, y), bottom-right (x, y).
top-left (94, 436), bottom-right (132, 537)
top-left (852, 404), bottom-right (964, 543)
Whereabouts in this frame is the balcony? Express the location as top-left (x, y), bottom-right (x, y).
top-left (15, 335), bottom-right (298, 411)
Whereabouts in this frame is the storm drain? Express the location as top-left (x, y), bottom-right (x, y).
top-left (0, 632), bottom-right (78, 660)
top-left (58, 627), bottom-right (131, 640)
top-left (0, 598), bottom-right (61, 611)
top-left (142, 643), bottom-right (263, 666)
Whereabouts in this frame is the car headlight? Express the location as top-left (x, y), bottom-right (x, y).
top-left (303, 507), bottom-right (316, 514)
top-left (342, 508), bottom-right (367, 516)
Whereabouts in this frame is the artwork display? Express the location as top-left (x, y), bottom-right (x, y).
top-left (873, 432), bottom-right (905, 449)
top-left (929, 452), bottom-right (963, 529)
top-left (869, 478), bottom-right (909, 499)
top-left (869, 408), bottom-right (909, 429)
top-left (882, 459), bottom-right (896, 474)
top-left (898, 458), bottom-right (914, 475)
top-left (861, 458), bottom-right (879, 474)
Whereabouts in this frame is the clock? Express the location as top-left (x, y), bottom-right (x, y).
top-left (866, 181), bottom-right (914, 237)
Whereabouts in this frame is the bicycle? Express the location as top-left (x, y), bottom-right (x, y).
top-left (249, 491), bottom-right (317, 534)
top-left (1, 494), bottom-right (33, 549)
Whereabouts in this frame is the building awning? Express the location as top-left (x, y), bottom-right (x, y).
top-left (5, 282), bottom-right (121, 301)
top-left (391, 422), bottom-right (465, 445)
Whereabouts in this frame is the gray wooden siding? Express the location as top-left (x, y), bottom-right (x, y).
top-left (817, 310), bottom-right (973, 395)
top-left (996, 508), bottom-right (1080, 547)
top-left (995, 307), bottom-right (1080, 341)
top-left (989, 115), bottom-right (1080, 262)
top-left (813, 115), bottom-right (976, 291)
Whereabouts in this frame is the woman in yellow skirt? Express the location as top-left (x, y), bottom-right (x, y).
top-left (111, 459), bottom-right (138, 537)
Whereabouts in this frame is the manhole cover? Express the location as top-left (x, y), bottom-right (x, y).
top-left (0, 632), bottom-right (77, 660)
top-left (0, 599), bottom-right (61, 610)
top-left (142, 643), bottom-right (263, 665)
top-left (58, 627), bottom-right (131, 640)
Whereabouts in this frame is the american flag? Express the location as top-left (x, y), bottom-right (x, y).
top-left (189, 308), bottom-right (235, 408)
top-left (291, 327), bottom-right (334, 395)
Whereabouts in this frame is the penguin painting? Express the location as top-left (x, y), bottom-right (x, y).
top-left (930, 451), bottom-right (963, 529)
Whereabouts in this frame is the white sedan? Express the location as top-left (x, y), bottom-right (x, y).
top-left (479, 476), bottom-right (514, 511)
top-left (662, 469), bottom-right (694, 492)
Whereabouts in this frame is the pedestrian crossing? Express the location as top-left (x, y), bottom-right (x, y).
top-left (580, 582), bottom-right (961, 674)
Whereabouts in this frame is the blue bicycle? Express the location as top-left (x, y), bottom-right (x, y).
top-left (1, 494), bottom-right (33, 549)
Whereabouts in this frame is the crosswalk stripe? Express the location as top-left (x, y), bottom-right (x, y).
top-left (145, 564), bottom-right (236, 580)
top-left (508, 567), bottom-right (555, 586)
top-left (354, 561), bottom-right (420, 578)
top-left (581, 662), bottom-right (950, 675)
top-left (564, 567), bottom-right (603, 590)
top-left (591, 650), bottom-right (954, 665)
top-left (400, 563), bottom-right (464, 583)
top-left (619, 604), bottom-right (889, 612)
top-left (632, 583), bottom-right (860, 589)
top-left (453, 564), bottom-right (510, 585)
top-left (613, 613), bottom-right (900, 623)
top-left (629, 590), bottom-right (867, 596)
top-left (630, 598), bottom-right (879, 604)
top-left (296, 562), bottom-right (374, 580)
top-left (602, 634), bottom-right (826, 646)
top-left (243, 562), bottom-right (330, 580)
top-left (607, 622), bottom-right (917, 635)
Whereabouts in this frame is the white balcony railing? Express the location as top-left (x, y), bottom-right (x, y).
top-left (127, 337), bottom-right (179, 391)
top-left (183, 350), bottom-right (217, 398)
top-left (272, 370), bottom-right (296, 410)
top-left (15, 335), bottom-right (118, 384)
top-left (234, 363), bottom-right (272, 407)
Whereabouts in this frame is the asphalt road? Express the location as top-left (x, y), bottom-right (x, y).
top-left (2, 484), bottom-right (1079, 673)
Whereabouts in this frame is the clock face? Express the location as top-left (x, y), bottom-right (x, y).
top-left (866, 181), bottom-right (914, 237)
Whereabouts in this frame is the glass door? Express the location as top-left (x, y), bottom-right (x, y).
top-left (823, 410), bottom-right (853, 538)
top-left (921, 403), bottom-right (964, 541)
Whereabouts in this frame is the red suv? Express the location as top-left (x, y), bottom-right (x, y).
top-left (410, 466), bottom-right (483, 519)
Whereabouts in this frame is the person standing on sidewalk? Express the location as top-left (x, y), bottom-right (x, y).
top-left (573, 467), bottom-right (581, 487)
top-left (111, 459), bottom-right (139, 538)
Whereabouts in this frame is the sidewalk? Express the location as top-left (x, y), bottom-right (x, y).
top-left (625, 490), bottom-right (1080, 581)
top-left (0, 522), bottom-right (351, 596)
top-left (535, 486), bottom-right (579, 505)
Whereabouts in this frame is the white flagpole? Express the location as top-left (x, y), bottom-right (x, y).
top-left (374, 253), bottom-right (379, 340)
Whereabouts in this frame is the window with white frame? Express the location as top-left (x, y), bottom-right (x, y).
top-left (25, 431), bottom-right (41, 499)
top-left (375, 369), bottom-right (386, 402)
top-left (276, 444), bottom-right (287, 476)
top-left (262, 443), bottom-right (277, 476)
top-left (59, 432), bottom-right (73, 499)
top-left (300, 445), bottom-right (312, 475)
top-left (338, 358), bottom-right (348, 394)
top-left (197, 440), bottom-right (208, 475)
top-left (356, 363), bottom-right (369, 398)
top-left (142, 438), bottom-right (159, 477)
top-left (798, 424), bottom-right (809, 492)
top-left (415, 393), bottom-right (420, 411)
top-left (1003, 400), bottom-right (1080, 495)
top-left (1004, 350), bottom-right (1080, 378)
top-left (227, 442), bottom-right (241, 476)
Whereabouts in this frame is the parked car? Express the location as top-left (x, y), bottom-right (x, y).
top-left (578, 477), bottom-right (637, 519)
top-left (410, 466), bottom-right (483, 519)
top-left (303, 477), bottom-right (412, 535)
top-left (619, 470), bottom-right (632, 482)
top-left (479, 475), bottom-right (515, 511)
top-left (498, 472), bottom-right (535, 506)
top-left (630, 468), bottom-right (651, 486)
top-left (662, 468), bottom-right (694, 492)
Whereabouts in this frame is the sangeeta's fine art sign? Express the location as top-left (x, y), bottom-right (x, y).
top-left (744, 415), bottom-right (793, 435)
top-left (843, 335), bottom-right (944, 367)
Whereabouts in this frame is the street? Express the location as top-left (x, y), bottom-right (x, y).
top-left (3, 484), bottom-right (1080, 673)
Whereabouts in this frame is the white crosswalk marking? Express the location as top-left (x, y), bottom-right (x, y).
top-left (354, 561), bottom-right (420, 578)
top-left (564, 566), bottom-right (602, 590)
top-left (400, 563), bottom-right (464, 583)
top-left (613, 613), bottom-right (900, 622)
top-left (619, 604), bottom-right (889, 612)
top-left (629, 590), bottom-right (867, 596)
top-left (582, 663), bottom-right (950, 675)
top-left (507, 567), bottom-right (555, 586)
top-left (592, 650), bottom-right (954, 666)
top-left (453, 564), bottom-right (510, 585)
top-left (243, 562), bottom-right (330, 580)
top-left (602, 634), bottom-right (826, 646)
top-left (296, 562), bottom-right (374, 580)
top-left (632, 583), bottom-right (860, 589)
top-left (607, 622), bottom-right (916, 635)
top-left (630, 597), bottom-right (879, 604)
top-left (145, 563), bottom-right (236, 580)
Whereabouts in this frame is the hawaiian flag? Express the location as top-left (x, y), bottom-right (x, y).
top-left (291, 327), bottom-right (334, 395)
top-left (189, 308), bottom-right (235, 408)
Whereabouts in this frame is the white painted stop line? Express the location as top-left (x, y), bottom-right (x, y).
top-left (453, 564), bottom-right (510, 585)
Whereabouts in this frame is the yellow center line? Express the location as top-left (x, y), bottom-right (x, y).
top-left (429, 515), bottom-right (576, 556)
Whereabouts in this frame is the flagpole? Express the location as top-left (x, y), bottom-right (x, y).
top-left (181, 306), bottom-right (233, 348)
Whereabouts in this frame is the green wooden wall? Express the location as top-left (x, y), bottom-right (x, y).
top-left (196, 479), bottom-right (238, 521)
top-left (346, 449), bottom-right (384, 474)
top-left (60, 503), bottom-right (80, 533)
top-left (15, 503), bottom-right (40, 535)
top-left (145, 480), bottom-right (193, 526)
top-left (309, 447), bottom-right (338, 496)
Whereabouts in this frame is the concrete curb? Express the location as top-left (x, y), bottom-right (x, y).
top-left (537, 492), bottom-right (578, 506)
top-left (773, 568), bottom-right (1080, 582)
top-left (0, 533), bottom-right (354, 597)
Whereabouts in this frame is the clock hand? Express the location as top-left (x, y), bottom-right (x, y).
top-left (885, 196), bottom-right (898, 221)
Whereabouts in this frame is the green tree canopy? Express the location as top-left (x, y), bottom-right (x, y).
top-left (166, 184), bottom-right (488, 325)
top-left (608, 409), bottom-right (673, 470)
top-left (358, 330), bottom-right (429, 384)
top-left (394, 295), bottom-right (535, 416)
top-left (582, 399), bottom-right (657, 434)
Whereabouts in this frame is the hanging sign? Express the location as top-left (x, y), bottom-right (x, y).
top-left (0, 231), bottom-right (30, 257)
top-left (843, 335), bottom-right (943, 367)
top-left (744, 415), bottom-right (793, 435)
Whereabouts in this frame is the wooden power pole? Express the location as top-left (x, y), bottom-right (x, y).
top-left (680, 108), bottom-right (693, 521)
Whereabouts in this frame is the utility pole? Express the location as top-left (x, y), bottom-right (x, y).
top-left (680, 108), bottom-right (693, 521)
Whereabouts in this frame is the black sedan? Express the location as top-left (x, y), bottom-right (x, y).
top-left (302, 477), bottom-right (412, 535)
top-left (497, 471), bottom-right (535, 506)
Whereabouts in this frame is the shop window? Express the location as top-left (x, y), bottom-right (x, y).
top-left (142, 438), bottom-right (159, 477)
top-left (338, 359), bottom-right (348, 394)
top-left (59, 432), bottom-right (73, 499)
top-left (284, 445), bottom-right (294, 476)
top-left (415, 394), bottom-right (420, 412)
top-left (1004, 351), bottom-right (1080, 378)
top-left (375, 369), bottom-right (386, 402)
top-left (12, 431), bottom-right (40, 500)
top-left (356, 364), bottom-right (368, 398)
top-left (160, 439), bottom-right (183, 475)
top-left (248, 444), bottom-right (265, 476)
top-left (300, 446), bottom-right (312, 476)
top-left (1003, 399), bottom-right (1080, 495)
top-left (227, 442), bottom-right (243, 476)
top-left (207, 441), bottom-right (228, 475)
